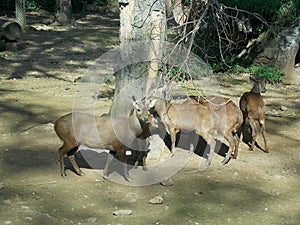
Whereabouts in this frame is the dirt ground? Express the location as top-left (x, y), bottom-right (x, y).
top-left (0, 11), bottom-right (300, 225)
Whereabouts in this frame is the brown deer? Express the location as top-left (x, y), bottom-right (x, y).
top-left (186, 96), bottom-right (243, 163)
top-left (239, 77), bottom-right (269, 153)
top-left (146, 86), bottom-right (242, 165)
top-left (54, 96), bottom-right (150, 181)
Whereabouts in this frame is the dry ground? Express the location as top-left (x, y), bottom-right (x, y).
top-left (0, 11), bottom-right (300, 225)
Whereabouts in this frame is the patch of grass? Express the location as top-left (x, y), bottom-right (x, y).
top-left (241, 65), bottom-right (284, 84)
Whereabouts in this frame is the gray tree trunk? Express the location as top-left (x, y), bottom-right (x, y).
top-left (15, 0), bottom-right (26, 29)
top-left (110, 0), bottom-right (166, 116)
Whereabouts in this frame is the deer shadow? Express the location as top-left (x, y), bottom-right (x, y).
top-left (153, 128), bottom-right (230, 160)
top-left (63, 148), bottom-right (148, 178)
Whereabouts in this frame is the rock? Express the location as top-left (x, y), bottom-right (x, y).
top-left (253, 19), bottom-right (300, 84)
top-left (280, 106), bottom-right (288, 111)
top-left (25, 217), bottom-right (33, 221)
top-left (149, 196), bottom-right (163, 204)
top-left (87, 217), bottom-right (97, 223)
top-left (271, 189), bottom-right (280, 196)
top-left (0, 182), bottom-right (4, 189)
top-left (112, 209), bottom-right (132, 216)
top-left (160, 178), bottom-right (174, 186)
top-left (147, 134), bottom-right (165, 160)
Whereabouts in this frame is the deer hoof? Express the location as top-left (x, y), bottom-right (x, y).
top-left (78, 170), bottom-right (85, 176)
top-left (125, 175), bottom-right (132, 182)
top-left (103, 173), bottom-right (108, 180)
top-left (61, 174), bottom-right (68, 179)
top-left (222, 156), bottom-right (231, 165)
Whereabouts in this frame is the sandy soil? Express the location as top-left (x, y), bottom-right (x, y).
top-left (0, 11), bottom-right (300, 225)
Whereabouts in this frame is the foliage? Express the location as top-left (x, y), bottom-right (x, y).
top-left (210, 55), bottom-right (237, 72)
top-left (166, 67), bottom-right (186, 82)
top-left (92, 0), bottom-right (117, 6)
top-left (276, 0), bottom-right (300, 27)
top-left (22, 0), bottom-right (55, 12)
top-left (219, 0), bottom-right (281, 22)
top-left (171, 0), bottom-right (300, 74)
top-left (219, 0), bottom-right (300, 26)
top-left (25, 0), bottom-right (40, 11)
top-left (0, 0), bottom-right (117, 14)
top-left (166, 64), bottom-right (211, 82)
top-left (241, 65), bottom-right (284, 84)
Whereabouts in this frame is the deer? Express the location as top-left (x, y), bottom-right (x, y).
top-left (239, 77), bottom-right (268, 153)
top-left (185, 95), bottom-right (243, 163)
top-left (146, 86), bottom-right (242, 165)
top-left (54, 96), bottom-right (150, 182)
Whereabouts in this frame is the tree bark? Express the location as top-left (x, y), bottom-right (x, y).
top-left (110, 0), bottom-right (166, 116)
top-left (15, 0), bottom-right (26, 29)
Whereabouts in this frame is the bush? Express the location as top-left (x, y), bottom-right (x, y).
top-left (241, 65), bottom-right (284, 84)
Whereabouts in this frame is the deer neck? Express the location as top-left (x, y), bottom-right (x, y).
top-left (128, 108), bottom-right (143, 136)
top-left (251, 84), bottom-right (262, 94)
top-left (153, 98), bottom-right (169, 119)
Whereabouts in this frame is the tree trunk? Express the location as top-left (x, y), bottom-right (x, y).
top-left (15, 0), bottom-right (26, 29)
top-left (54, 0), bottom-right (75, 26)
top-left (110, 0), bottom-right (166, 116)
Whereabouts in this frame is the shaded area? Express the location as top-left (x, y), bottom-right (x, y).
top-left (0, 13), bottom-right (119, 81)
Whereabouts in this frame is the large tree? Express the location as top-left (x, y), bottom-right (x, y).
top-left (110, 0), bottom-right (167, 116)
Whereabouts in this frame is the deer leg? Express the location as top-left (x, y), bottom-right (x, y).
top-left (222, 133), bottom-right (236, 164)
top-left (207, 138), bottom-right (216, 165)
top-left (260, 119), bottom-right (269, 153)
top-left (66, 146), bottom-right (83, 176)
top-left (58, 146), bottom-right (67, 178)
top-left (241, 115), bottom-right (248, 144)
top-left (103, 152), bottom-right (114, 180)
top-left (59, 144), bottom-right (79, 178)
top-left (249, 117), bottom-right (257, 151)
top-left (117, 150), bottom-right (131, 182)
top-left (188, 131), bottom-right (196, 155)
top-left (133, 150), bottom-right (148, 171)
top-left (134, 159), bottom-right (139, 169)
top-left (233, 133), bottom-right (240, 158)
top-left (142, 155), bottom-right (148, 171)
top-left (169, 127), bottom-right (177, 157)
top-left (133, 149), bottom-right (139, 169)
top-left (68, 154), bottom-right (84, 176)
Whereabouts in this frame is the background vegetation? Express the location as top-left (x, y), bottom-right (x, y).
top-left (0, 0), bottom-right (115, 13)
top-left (1, 0), bottom-right (299, 83)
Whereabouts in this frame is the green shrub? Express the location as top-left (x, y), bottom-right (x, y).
top-left (241, 65), bottom-right (284, 84)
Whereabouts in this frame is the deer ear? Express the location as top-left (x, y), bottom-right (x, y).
top-left (131, 95), bottom-right (137, 102)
